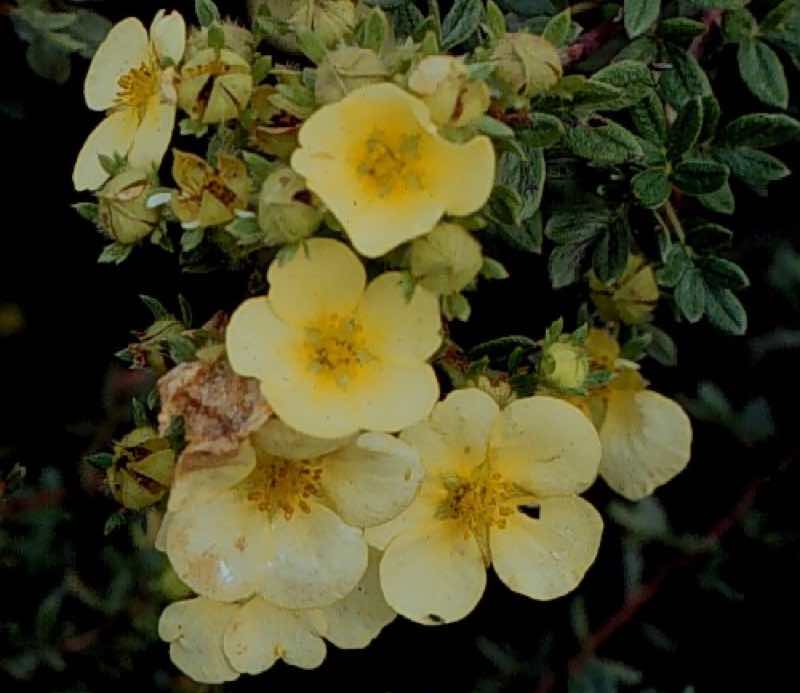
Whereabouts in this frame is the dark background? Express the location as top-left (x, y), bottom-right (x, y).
top-left (1, 2), bottom-right (799, 691)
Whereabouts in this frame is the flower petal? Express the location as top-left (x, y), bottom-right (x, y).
top-left (364, 481), bottom-right (443, 549)
top-left (150, 10), bottom-right (186, 65)
top-left (357, 272), bottom-right (441, 364)
top-left (319, 547), bottom-right (396, 649)
top-left (267, 238), bottom-right (366, 326)
top-left (260, 501), bottom-right (368, 609)
top-left (128, 99), bottom-right (175, 173)
top-left (84, 17), bottom-right (149, 111)
top-left (490, 496), bottom-right (602, 601)
top-left (223, 597), bottom-right (326, 674)
top-left (435, 135), bottom-right (495, 216)
top-left (251, 418), bottom-right (352, 461)
top-left (402, 388), bottom-right (499, 477)
top-left (226, 296), bottom-right (299, 382)
top-left (489, 396), bottom-right (601, 496)
top-left (165, 489), bottom-right (269, 602)
top-left (320, 432), bottom-right (422, 527)
top-left (158, 597), bottom-right (239, 684)
top-left (380, 519), bottom-right (486, 625)
top-left (73, 109), bottom-right (139, 191)
top-left (599, 390), bottom-right (692, 501)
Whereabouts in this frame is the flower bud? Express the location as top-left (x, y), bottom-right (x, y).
top-left (410, 223), bottom-right (483, 295)
top-left (178, 48), bottom-right (253, 123)
top-left (171, 150), bottom-right (251, 228)
top-left (248, 86), bottom-right (302, 161)
top-left (258, 167), bottom-right (322, 244)
top-left (407, 55), bottom-right (490, 127)
top-left (185, 21), bottom-right (255, 61)
top-left (107, 427), bottom-right (175, 511)
top-left (470, 374), bottom-right (516, 408)
top-left (492, 32), bottom-right (562, 102)
top-left (97, 169), bottom-right (160, 244)
top-left (249, 0), bottom-right (357, 54)
top-left (590, 255), bottom-right (659, 325)
top-left (539, 341), bottom-right (589, 391)
top-left (315, 46), bottom-right (388, 105)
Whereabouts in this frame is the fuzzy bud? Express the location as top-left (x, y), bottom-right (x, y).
top-left (315, 46), bottom-right (388, 105)
top-left (492, 32), bottom-right (562, 102)
top-left (410, 223), bottom-right (483, 295)
top-left (408, 55), bottom-right (490, 127)
top-left (97, 169), bottom-right (159, 244)
top-left (540, 342), bottom-right (589, 391)
top-left (107, 427), bottom-right (175, 511)
top-left (185, 21), bottom-right (256, 61)
top-left (258, 167), bottom-right (322, 244)
top-left (249, 0), bottom-right (357, 54)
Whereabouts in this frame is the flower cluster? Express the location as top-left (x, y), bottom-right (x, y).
top-left (71, 1), bottom-right (719, 683)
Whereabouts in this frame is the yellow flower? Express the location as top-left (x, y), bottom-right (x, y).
top-left (226, 238), bottom-right (442, 438)
top-left (366, 388), bottom-right (603, 625)
top-left (590, 255), bottom-right (659, 325)
top-left (575, 329), bottom-right (693, 500)
top-left (159, 416), bottom-right (422, 608)
top-left (290, 83), bottom-right (496, 258)
top-left (158, 548), bottom-right (394, 683)
top-left (170, 150), bottom-right (250, 228)
top-left (73, 11), bottom-right (186, 191)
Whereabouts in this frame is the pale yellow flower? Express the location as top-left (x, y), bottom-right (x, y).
top-left (73, 11), bottom-right (186, 191)
top-left (226, 238), bottom-right (442, 438)
top-left (573, 329), bottom-right (693, 501)
top-left (159, 416), bottom-right (422, 609)
top-left (589, 255), bottom-right (660, 325)
top-left (367, 388), bottom-right (603, 625)
top-left (290, 83), bottom-right (496, 258)
top-left (158, 548), bottom-right (394, 683)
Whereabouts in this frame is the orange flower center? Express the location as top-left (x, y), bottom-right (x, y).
top-left (115, 55), bottom-right (161, 114)
top-left (238, 454), bottom-right (323, 521)
top-left (304, 314), bottom-right (374, 389)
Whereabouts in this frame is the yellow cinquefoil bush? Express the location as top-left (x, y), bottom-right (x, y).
top-left (226, 238), bottom-right (442, 438)
top-left (367, 388), bottom-right (603, 624)
top-left (159, 416), bottom-right (421, 608)
top-left (291, 83), bottom-right (495, 257)
top-left (74, 10), bottom-right (186, 190)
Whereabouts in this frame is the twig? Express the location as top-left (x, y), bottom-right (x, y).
top-left (565, 20), bottom-right (623, 66)
top-left (664, 200), bottom-right (687, 245)
top-left (690, 10), bottom-right (724, 59)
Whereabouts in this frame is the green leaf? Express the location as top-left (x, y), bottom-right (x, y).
top-left (724, 113), bottom-right (800, 149)
top-left (659, 45), bottom-right (711, 108)
top-left (761, 0), bottom-right (800, 33)
top-left (698, 181), bottom-right (735, 214)
top-left (722, 8), bottom-right (756, 43)
top-left (631, 90), bottom-right (668, 144)
top-left (737, 39), bottom-right (789, 109)
top-left (98, 242), bottom-right (133, 265)
top-left (519, 114), bottom-right (565, 148)
top-left (73, 202), bottom-right (99, 223)
top-left (624, 0), bottom-right (661, 38)
top-left (565, 120), bottom-right (643, 164)
top-left (207, 23), bottom-right (225, 49)
top-left (671, 159), bottom-right (729, 195)
top-left (675, 268), bottom-right (706, 322)
top-left (252, 54), bottom-right (273, 83)
top-left (181, 227), bottom-right (205, 252)
top-left (491, 211), bottom-right (544, 253)
top-left (699, 94), bottom-right (720, 143)
top-left (392, 1), bottom-right (425, 38)
top-left (591, 60), bottom-right (653, 107)
top-left (495, 143), bottom-right (546, 221)
top-left (543, 8), bottom-right (572, 47)
top-left (195, 0), bottom-right (220, 27)
top-left (658, 245), bottom-right (691, 288)
top-left (713, 147), bottom-right (790, 185)
top-left (132, 397), bottom-right (149, 427)
top-left (667, 96), bottom-right (703, 160)
top-left (84, 452), bottom-right (113, 469)
top-left (642, 324), bottom-right (678, 366)
top-left (441, 0), bottom-right (483, 49)
top-left (168, 335), bottom-right (198, 364)
top-left (475, 115), bottom-right (515, 139)
top-left (549, 241), bottom-right (591, 289)
top-left (360, 7), bottom-right (388, 52)
top-left (481, 257), bottom-right (510, 279)
top-left (658, 17), bottom-right (706, 45)
top-left (297, 29), bottom-right (327, 63)
top-left (688, 222), bottom-right (734, 252)
top-left (546, 207), bottom-right (611, 244)
top-left (593, 221), bottom-right (631, 283)
top-left (704, 285), bottom-right (747, 334)
top-left (699, 257), bottom-right (750, 290)
top-left (615, 35), bottom-right (659, 62)
top-left (632, 168), bottom-right (671, 208)
top-left (139, 294), bottom-right (170, 320)
top-left (485, 0), bottom-right (506, 39)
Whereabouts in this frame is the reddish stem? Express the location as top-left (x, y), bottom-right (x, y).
top-left (565, 20), bottom-right (623, 66)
